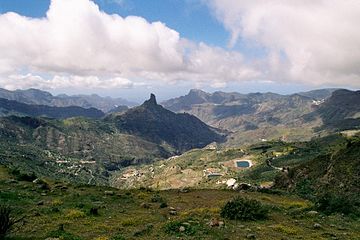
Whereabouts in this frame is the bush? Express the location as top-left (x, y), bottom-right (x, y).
top-left (48, 229), bottom-right (81, 240)
top-left (111, 234), bottom-right (125, 240)
top-left (315, 193), bottom-right (360, 216)
top-left (164, 220), bottom-right (196, 236)
top-left (151, 194), bottom-right (164, 203)
top-left (160, 202), bottom-right (168, 208)
top-left (0, 205), bottom-right (14, 238)
top-left (220, 197), bottom-right (269, 221)
top-left (0, 205), bottom-right (23, 238)
top-left (10, 168), bottom-right (37, 182)
top-left (65, 209), bottom-right (86, 219)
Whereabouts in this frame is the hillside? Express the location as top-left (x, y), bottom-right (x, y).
top-left (297, 88), bottom-right (339, 100)
top-left (163, 90), bottom-right (321, 145)
top-left (112, 133), bottom-right (359, 198)
top-left (0, 95), bottom-right (224, 185)
top-left (162, 89), bottom-right (360, 146)
top-left (1, 165), bottom-right (360, 239)
top-left (107, 94), bottom-right (225, 152)
top-left (0, 98), bottom-right (105, 119)
top-left (0, 88), bottom-right (135, 112)
top-left (305, 89), bottom-right (360, 131)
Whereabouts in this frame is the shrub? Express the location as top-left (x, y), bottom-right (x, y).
top-left (151, 194), bottom-right (164, 203)
top-left (0, 205), bottom-right (25, 238)
top-left (0, 205), bottom-right (14, 238)
top-left (10, 168), bottom-right (37, 182)
top-left (315, 193), bottom-right (360, 216)
top-left (220, 197), bottom-right (269, 221)
top-left (164, 220), bottom-right (196, 236)
top-left (65, 209), bottom-right (86, 219)
top-left (160, 202), bottom-right (168, 208)
top-left (48, 228), bottom-right (81, 240)
top-left (111, 234), bottom-right (125, 240)
top-left (273, 224), bottom-right (299, 235)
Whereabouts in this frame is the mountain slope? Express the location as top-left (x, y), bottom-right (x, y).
top-left (0, 88), bottom-right (136, 112)
top-left (305, 89), bottom-right (360, 131)
top-left (0, 97), bottom-right (105, 119)
top-left (163, 90), bottom-right (320, 145)
top-left (0, 94), bottom-right (225, 184)
top-left (107, 94), bottom-right (225, 152)
top-left (298, 88), bottom-right (339, 100)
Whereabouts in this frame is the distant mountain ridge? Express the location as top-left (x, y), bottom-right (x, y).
top-left (0, 97), bottom-right (105, 119)
top-left (297, 88), bottom-right (340, 100)
top-left (0, 88), bottom-right (136, 112)
top-left (162, 88), bottom-right (357, 145)
top-left (162, 88), bottom-right (338, 113)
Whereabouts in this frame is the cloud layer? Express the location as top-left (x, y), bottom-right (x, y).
top-left (0, 0), bottom-right (257, 91)
top-left (0, 0), bottom-right (359, 92)
top-left (206, 0), bottom-right (360, 87)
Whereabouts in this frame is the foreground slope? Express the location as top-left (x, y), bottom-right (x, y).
top-left (1, 166), bottom-right (359, 240)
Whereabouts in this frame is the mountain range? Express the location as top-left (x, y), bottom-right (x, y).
top-left (0, 88), bottom-right (136, 112)
top-left (0, 87), bottom-right (359, 186)
top-left (0, 94), bottom-right (223, 184)
top-left (0, 97), bottom-right (105, 119)
top-left (162, 88), bottom-right (359, 145)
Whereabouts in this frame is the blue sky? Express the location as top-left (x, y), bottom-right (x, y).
top-left (0, 0), bottom-right (228, 47)
top-left (0, 0), bottom-right (358, 102)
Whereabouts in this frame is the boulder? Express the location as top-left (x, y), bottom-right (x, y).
top-left (104, 191), bottom-right (114, 196)
top-left (306, 211), bottom-right (319, 217)
top-left (314, 223), bottom-right (322, 229)
top-left (226, 178), bottom-right (236, 187)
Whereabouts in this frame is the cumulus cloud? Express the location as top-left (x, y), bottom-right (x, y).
top-left (206, 0), bottom-right (360, 87)
top-left (0, 0), bottom-right (258, 91)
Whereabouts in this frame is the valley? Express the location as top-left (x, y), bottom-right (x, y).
top-left (0, 88), bottom-right (359, 239)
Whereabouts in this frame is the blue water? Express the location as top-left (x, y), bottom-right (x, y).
top-left (236, 161), bottom-right (250, 168)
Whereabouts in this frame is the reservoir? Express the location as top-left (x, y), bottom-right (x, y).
top-left (235, 160), bottom-right (251, 168)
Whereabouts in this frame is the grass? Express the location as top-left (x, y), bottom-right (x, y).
top-left (1, 166), bottom-right (359, 240)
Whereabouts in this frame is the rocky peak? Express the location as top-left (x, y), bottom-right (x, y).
top-left (142, 93), bottom-right (158, 107)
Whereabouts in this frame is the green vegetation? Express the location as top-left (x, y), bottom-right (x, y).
top-left (220, 197), bottom-right (269, 221)
top-left (1, 165), bottom-right (358, 239)
top-left (0, 205), bottom-right (13, 238)
top-left (0, 89), bottom-right (359, 238)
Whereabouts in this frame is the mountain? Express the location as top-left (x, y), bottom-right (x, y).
top-left (106, 94), bottom-right (225, 152)
top-left (162, 89), bottom-right (315, 130)
top-left (0, 98), bottom-right (105, 119)
top-left (305, 89), bottom-right (360, 131)
top-left (298, 88), bottom-right (339, 100)
top-left (0, 88), bottom-right (136, 112)
top-left (162, 90), bottom-right (318, 145)
top-left (0, 94), bottom-right (224, 184)
top-left (163, 89), bottom-right (247, 112)
top-left (107, 105), bottom-right (129, 114)
top-left (161, 89), bottom-right (360, 145)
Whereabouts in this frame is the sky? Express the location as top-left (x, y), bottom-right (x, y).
top-left (0, 0), bottom-right (359, 102)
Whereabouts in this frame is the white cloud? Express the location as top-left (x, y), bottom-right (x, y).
top-left (206, 0), bottom-right (360, 87)
top-left (1, 74), bottom-right (134, 90)
top-left (0, 0), bottom-right (259, 91)
top-left (2, 0), bottom-right (356, 92)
